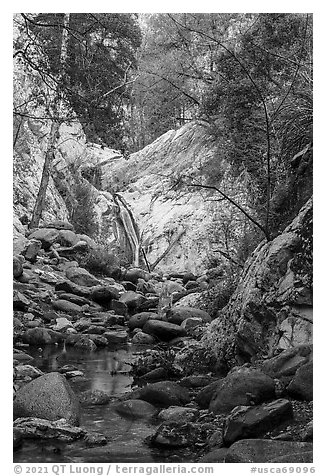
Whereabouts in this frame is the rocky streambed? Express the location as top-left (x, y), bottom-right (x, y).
top-left (13, 221), bottom-right (313, 463)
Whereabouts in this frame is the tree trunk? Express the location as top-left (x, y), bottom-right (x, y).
top-left (29, 13), bottom-right (70, 229)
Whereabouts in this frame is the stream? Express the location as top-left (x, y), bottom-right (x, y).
top-left (13, 344), bottom-right (194, 463)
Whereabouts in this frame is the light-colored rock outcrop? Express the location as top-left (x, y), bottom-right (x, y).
top-left (204, 198), bottom-right (313, 365)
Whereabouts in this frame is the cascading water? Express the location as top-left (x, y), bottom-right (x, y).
top-left (114, 194), bottom-right (141, 267)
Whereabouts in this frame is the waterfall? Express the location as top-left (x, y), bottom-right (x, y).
top-left (114, 194), bottom-right (140, 267)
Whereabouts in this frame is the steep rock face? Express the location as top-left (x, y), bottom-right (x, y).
top-left (98, 121), bottom-right (250, 273)
top-left (205, 198), bottom-right (312, 365)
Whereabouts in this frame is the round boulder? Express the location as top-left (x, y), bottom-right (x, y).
top-left (166, 306), bottom-right (211, 325)
top-left (66, 267), bottom-right (101, 287)
top-left (142, 320), bottom-right (187, 342)
top-left (128, 312), bottom-right (159, 330)
top-left (13, 372), bottom-right (81, 425)
top-left (113, 399), bottom-right (157, 419)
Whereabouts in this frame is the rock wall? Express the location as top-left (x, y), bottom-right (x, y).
top-left (204, 198), bottom-right (313, 366)
top-left (95, 120), bottom-right (252, 274)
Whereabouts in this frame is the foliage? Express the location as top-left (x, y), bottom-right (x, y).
top-left (70, 178), bottom-right (98, 238)
top-left (14, 13), bottom-right (142, 148)
top-left (78, 246), bottom-right (119, 278)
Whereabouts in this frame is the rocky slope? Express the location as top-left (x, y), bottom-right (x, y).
top-left (204, 197), bottom-right (313, 366)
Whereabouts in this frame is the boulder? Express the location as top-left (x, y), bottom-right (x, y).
top-left (103, 330), bottom-right (128, 345)
top-left (151, 421), bottom-right (195, 447)
top-left (15, 365), bottom-right (44, 381)
top-left (287, 361), bottom-right (313, 400)
top-left (13, 372), bottom-right (81, 425)
top-left (132, 332), bottom-right (156, 345)
top-left (179, 375), bottom-right (215, 388)
top-left (74, 336), bottom-right (97, 351)
top-left (137, 381), bottom-right (190, 407)
top-left (260, 344), bottom-right (313, 378)
top-left (52, 299), bottom-right (83, 313)
top-left (209, 367), bottom-right (275, 414)
top-left (53, 317), bottom-right (74, 332)
top-left (142, 320), bottom-right (187, 342)
top-left (225, 439), bottom-right (313, 463)
top-left (113, 399), bottom-right (157, 419)
top-left (13, 290), bottom-right (30, 311)
top-left (66, 267), bottom-right (101, 287)
top-left (13, 256), bottom-right (24, 278)
top-left (55, 280), bottom-right (92, 298)
top-left (87, 335), bottom-right (108, 347)
top-left (91, 285), bottom-right (120, 306)
top-left (223, 399), bottom-right (293, 445)
top-left (128, 312), bottom-right (159, 330)
top-left (14, 417), bottom-right (85, 442)
top-left (24, 239), bottom-right (42, 263)
top-left (124, 268), bottom-right (148, 284)
top-left (58, 229), bottom-right (79, 247)
top-left (58, 293), bottom-right (91, 306)
top-left (22, 327), bottom-right (63, 345)
top-left (28, 228), bottom-right (59, 249)
top-left (268, 452), bottom-right (313, 463)
top-left (199, 448), bottom-right (229, 463)
top-left (166, 306), bottom-right (211, 325)
top-left (79, 389), bottom-right (112, 405)
top-left (119, 291), bottom-right (145, 311)
top-left (110, 299), bottom-right (128, 316)
top-left (180, 317), bottom-right (204, 330)
top-left (158, 406), bottom-right (198, 422)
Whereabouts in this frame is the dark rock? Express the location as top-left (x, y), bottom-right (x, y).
top-left (74, 336), bottom-right (97, 351)
top-left (180, 317), bottom-right (204, 330)
top-left (66, 266), bottom-right (101, 287)
top-left (13, 372), bottom-right (81, 425)
top-left (179, 375), bottom-right (215, 388)
top-left (55, 280), bottom-right (92, 298)
top-left (198, 448), bottom-right (229, 463)
top-left (166, 306), bottom-right (211, 325)
top-left (158, 406), bottom-right (198, 422)
top-left (287, 361), bottom-right (313, 400)
top-left (58, 229), bottom-right (79, 247)
top-left (83, 431), bottom-right (107, 446)
top-left (137, 381), bottom-right (190, 407)
top-left (209, 367), bottom-right (275, 414)
top-left (13, 351), bottom-right (34, 363)
top-left (225, 439), bottom-right (313, 463)
top-left (182, 272), bottom-right (197, 285)
top-left (13, 291), bottom-right (30, 311)
top-left (22, 327), bottom-right (63, 345)
top-left (91, 285), bottom-right (120, 305)
top-left (24, 239), bottom-right (42, 263)
top-left (142, 320), bottom-right (187, 342)
top-left (28, 228), bottom-right (59, 249)
top-left (87, 335), bottom-right (108, 346)
top-left (132, 332), bottom-right (156, 345)
top-left (58, 293), bottom-right (91, 306)
top-left (195, 381), bottom-right (223, 408)
top-left (260, 344), bottom-right (313, 378)
top-left (14, 417), bottom-right (85, 442)
top-left (121, 281), bottom-right (137, 292)
top-left (110, 299), bottom-right (128, 316)
top-left (151, 421), bottom-right (194, 447)
top-left (124, 268), bottom-right (148, 284)
top-left (223, 399), bottom-right (293, 445)
top-left (113, 399), bottom-right (157, 419)
top-left (119, 291), bottom-right (145, 311)
top-left (128, 312), bottom-right (159, 330)
top-left (301, 420), bottom-right (313, 441)
top-left (13, 256), bottom-right (24, 278)
top-left (140, 368), bottom-right (169, 382)
top-left (52, 299), bottom-right (83, 313)
top-left (85, 325), bottom-right (106, 335)
top-left (79, 389), bottom-right (112, 405)
top-left (103, 330), bottom-right (128, 345)
top-left (268, 451), bottom-right (313, 463)
top-left (185, 280), bottom-right (200, 291)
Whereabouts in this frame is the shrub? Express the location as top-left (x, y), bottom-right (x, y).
top-left (70, 179), bottom-right (99, 238)
top-left (78, 247), bottom-right (120, 278)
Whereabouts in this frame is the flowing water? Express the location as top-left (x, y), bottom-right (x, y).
top-left (13, 345), bottom-right (194, 463)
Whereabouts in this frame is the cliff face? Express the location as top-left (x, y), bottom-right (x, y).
top-left (94, 120), bottom-right (253, 274)
top-left (204, 198), bottom-right (313, 366)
